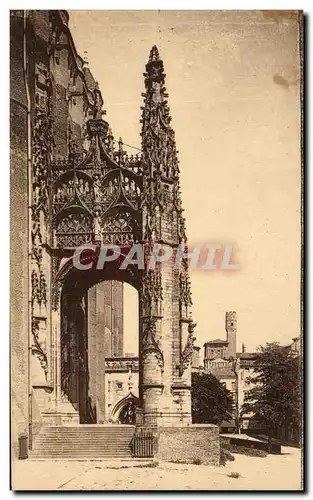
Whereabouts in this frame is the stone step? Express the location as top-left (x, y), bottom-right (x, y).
top-left (36, 432), bottom-right (134, 436)
top-left (31, 448), bottom-right (130, 457)
top-left (30, 455), bottom-right (132, 459)
top-left (37, 434), bottom-right (134, 438)
top-left (37, 430), bottom-right (134, 434)
top-left (31, 425), bottom-right (136, 459)
top-left (37, 432), bottom-right (134, 436)
top-left (33, 445), bottom-right (131, 450)
top-left (38, 427), bottom-right (134, 429)
top-left (35, 437), bottom-right (133, 441)
top-left (35, 438), bottom-right (133, 442)
top-left (34, 440), bottom-right (130, 449)
top-left (31, 450), bottom-right (130, 457)
top-left (35, 429), bottom-right (134, 432)
top-left (31, 446), bottom-right (131, 450)
top-left (28, 458), bottom-right (154, 463)
top-left (34, 434), bottom-right (134, 438)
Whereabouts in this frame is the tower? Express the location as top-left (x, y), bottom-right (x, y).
top-left (225, 311), bottom-right (237, 359)
top-left (140, 46), bottom-right (195, 425)
top-left (11, 12), bottom-right (202, 457)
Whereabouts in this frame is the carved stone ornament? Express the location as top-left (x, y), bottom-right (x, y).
top-left (31, 61), bottom-right (52, 349)
top-left (140, 46), bottom-right (186, 241)
top-left (142, 269), bottom-right (163, 311)
top-left (179, 259), bottom-right (192, 309)
top-left (31, 318), bottom-right (48, 378)
top-left (31, 269), bottom-right (47, 308)
top-left (141, 47), bottom-right (179, 182)
top-left (178, 320), bottom-right (197, 376)
top-left (52, 114), bottom-right (142, 251)
top-left (142, 317), bottom-right (164, 371)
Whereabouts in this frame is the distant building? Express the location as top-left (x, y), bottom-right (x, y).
top-left (104, 357), bottom-right (139, 424)
top-left (192, 345), bottom-right (201, 372)
top-left (105, 343), bottom-right (202, 423)
top-left (203, 312), bottom-right (258, 432)
top-left (289, 336), bottom-right (301, 355)
top-left (202, 312), bottom-right (301, 433)
top-left (236, 350), bottom-right (258, 431)
top-left (204, 311), bottom-right (237, 367)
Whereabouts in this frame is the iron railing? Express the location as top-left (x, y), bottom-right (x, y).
top-left (132, 408), bottom-right (158, 458)
top-left (130, 427), bottom-right (156, 458)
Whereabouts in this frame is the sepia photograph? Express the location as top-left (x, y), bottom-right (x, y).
top-left (10, 9), bottom-right (303, 491)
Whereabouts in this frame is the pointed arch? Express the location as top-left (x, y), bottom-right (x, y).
top-left (110, 392), bottom-right (140, 423)
top-left (55, 209), bottom-right (93, 249)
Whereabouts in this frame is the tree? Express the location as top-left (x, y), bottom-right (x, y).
top-left (241, 342), bottom-right (301, 446)
top-left (191, 372), bottom-right (234, 424)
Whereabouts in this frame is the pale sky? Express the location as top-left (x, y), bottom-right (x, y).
top-left (69, 10), bottom-right (301, 357)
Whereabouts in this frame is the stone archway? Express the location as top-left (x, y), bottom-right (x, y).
top-left (111, 393), bottom-right (140, 425)
top-left (34, 46), bottom-right (196, 428)
top-left (56, 259), bottom-right (141, 424)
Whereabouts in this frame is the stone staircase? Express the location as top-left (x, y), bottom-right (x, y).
top-left (30, 425), bottom-right (135, 459)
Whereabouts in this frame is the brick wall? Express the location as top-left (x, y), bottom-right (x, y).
top-left (10, 13), bottom-right (30, 458)
top-left (156, 425), bottom-right (220, 466)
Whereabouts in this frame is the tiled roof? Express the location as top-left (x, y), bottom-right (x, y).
top-left (210, 366), bottom-right (235, 379)
top-left (204, 339), bottom-right (228, 345)
top-left (237, 352), bottom-right (257, 368)
top-left (237, 352), bottom-right (257, 359)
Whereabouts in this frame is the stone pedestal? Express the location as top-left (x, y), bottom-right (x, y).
top-left (156, 425), bottom-right (220, 466)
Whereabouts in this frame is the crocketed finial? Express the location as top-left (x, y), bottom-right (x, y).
top-left (83, 50), bottom-right (89, 67)
top-left (149, 45), bottom-right (160, 62)
top-left (118, 137), bottom-right (124, 152)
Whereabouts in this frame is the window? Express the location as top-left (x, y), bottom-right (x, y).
top-left (116, 382), bottom-right (123, 391)
top-left (231, 382), bottom-right (236, 391)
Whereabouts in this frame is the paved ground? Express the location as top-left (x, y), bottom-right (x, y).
top-left (11, 446), bottom-right (303, 491)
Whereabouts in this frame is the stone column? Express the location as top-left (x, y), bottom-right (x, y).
top-left (139, 46), bottom-right (196, 426)
top-left (141, 316), bottom-right (164, 424)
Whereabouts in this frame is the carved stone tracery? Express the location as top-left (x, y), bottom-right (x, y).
top-left (51, 121), bottom-right (142, 250)
top-left (30, 61), bottom-right (53, 377)
top-left (141, 268), bottom-right (163, 311)
top-left (179, 257), bottom-right (193, 310)
top-left (141, 317), bottom-right (164, 372)
top-left (31, 318), bottom-right (48, 378)
top-left (31, 39), bottom-right (196, 421)
top-left (179, 320), bottom-right (197, 376)
top-left (56, 213), bottom-right (93, 248)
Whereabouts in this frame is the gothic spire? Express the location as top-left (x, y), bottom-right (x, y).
top-left (149, 45), bottom-right (160, 62)
top-left (140, 46), bottom-right (179, 180)
top-left (140, 47), bottom-right (187, 244)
